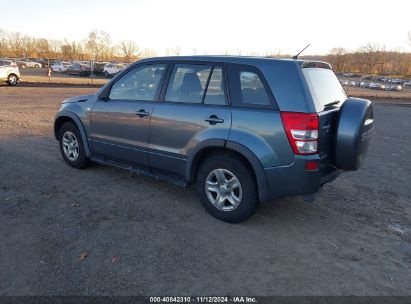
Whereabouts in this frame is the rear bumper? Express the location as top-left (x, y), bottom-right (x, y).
top-left (263, 155), bottom-right (340, 202)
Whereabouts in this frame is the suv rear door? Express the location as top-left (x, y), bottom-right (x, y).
top-left (89, 63), bottom-right (167, 166)
top-left (301, 66), bottom-right (347, 166)
top-left (226, 63), bottom-right (293, 167)
top-left (148, 62), bottom-right (231, 177)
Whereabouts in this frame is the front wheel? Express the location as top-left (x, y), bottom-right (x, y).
top-left (58, 122), bottom-right (89, 169)
top-left (7, 74), bottom-right (18, 86)
top-left (196, 154), bottom-right (258, 223)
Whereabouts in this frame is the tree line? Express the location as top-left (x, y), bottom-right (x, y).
top-left (0, 29), bottom-right (157, 62)
top-left (317, 42), bottom-right (411, 76)
top-left (1, 29), bottom-right (411, 75)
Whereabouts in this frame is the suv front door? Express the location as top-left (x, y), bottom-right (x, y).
top-left (89, 63), bottom-right (167, 166)
top-left (148, 63), bottom-right (231, 177)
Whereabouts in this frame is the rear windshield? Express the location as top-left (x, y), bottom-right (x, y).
top-left (302, 68), bottom-right (347, 111)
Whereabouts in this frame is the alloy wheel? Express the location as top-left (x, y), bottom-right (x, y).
top-left (205, 168), bottom-right (243, 211)
top-left (62, 131), bottom-right (79, 161)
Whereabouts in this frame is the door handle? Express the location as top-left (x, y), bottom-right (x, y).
top-left (205, 115), bottom-right (224, 125)
top-left (136, 109), bottom-right (149, 118)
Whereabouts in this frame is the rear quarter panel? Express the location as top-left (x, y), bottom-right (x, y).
top-left (228, 108), bottom-right (294, 168)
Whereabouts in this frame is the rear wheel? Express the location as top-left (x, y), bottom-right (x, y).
top-left (58, 122), bottom-right (89, 169)
top-left (196, 154), bottom-right (258, 223)
top-left (7, 74), bottom-right (18, 86)
top-left (104, 71), bottom-right (109, 78)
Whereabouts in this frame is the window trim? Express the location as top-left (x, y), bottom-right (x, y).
top-left (159, 61), bottom-right (228, 107)
top-left (227, 63), bottom-right (278, 110)
top-left (98, 61), bottom-right (170, 102)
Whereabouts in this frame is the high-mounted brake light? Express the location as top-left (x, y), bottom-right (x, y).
top-left (281, 112), bottom-right (319, 155)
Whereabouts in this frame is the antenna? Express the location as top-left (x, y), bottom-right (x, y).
top-left (292, 44), bottom-right (310, 60)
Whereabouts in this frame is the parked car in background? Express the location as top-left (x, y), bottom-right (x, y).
top-left (103, 63), bottom-right (126, 77)
top-left (369, 83), bottom-right (386, 90)
top-left (385, 85), bottom-right (402, 91)
top-left (34, 58), bottom-right (49, 68)
top-left (0, 60), bottom-right (20, 86)
top-left (16, 58), bottom-right (42, 68)
top-left (66, 63), bottom-right (91, 76)
top-left (54, 56), bottom-right (374, 223)
top-left (404, 81), bottom-right (411, 87)
top-left (93, 62), bottom-right (110, 76)
top-left (51, 61), bottom-right (72, 73)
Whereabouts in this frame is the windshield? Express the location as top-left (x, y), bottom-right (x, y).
top-left (302, 68), bottom-right (347, 111)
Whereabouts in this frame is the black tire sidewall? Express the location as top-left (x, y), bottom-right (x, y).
top-left (196, 155), bottom-right (258, 223)
top-left (58, 122), bottom-right (88, 169)
top-left (7, 74), bottom-right (17, 86)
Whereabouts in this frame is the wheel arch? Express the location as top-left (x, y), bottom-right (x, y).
top-left (54, 112), bottom-right (91, 157)
top-left (187, 141), bottom-right (269, 203)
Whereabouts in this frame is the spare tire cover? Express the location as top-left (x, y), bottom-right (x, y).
top-left (335, 97), bottom-right (374, 171)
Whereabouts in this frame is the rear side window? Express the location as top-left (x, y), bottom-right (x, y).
top-left (165, 64), bottom-right (211, 103)
top-left (302, 68), bottom-right (347, 111)
top-left (239, 71), bottom-right (270, 105)
top-left (227, 64), bottom-right (274, 108)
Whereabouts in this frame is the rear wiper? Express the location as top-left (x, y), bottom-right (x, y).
top-left (324, 100), bottom-right (340, 108)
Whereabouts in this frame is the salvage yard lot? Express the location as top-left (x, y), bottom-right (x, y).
top-left (0, 86), bottom-right (410, 295)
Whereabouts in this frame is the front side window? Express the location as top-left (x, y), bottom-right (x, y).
top-left (109, 64), bottom-right (166, 101)
top-left (165, 64), bottom-right (212, 103)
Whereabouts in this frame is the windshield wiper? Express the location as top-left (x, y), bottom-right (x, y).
top-left (324, 100), bottom-right (340, 108)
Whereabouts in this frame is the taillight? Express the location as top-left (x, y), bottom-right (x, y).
top-left (281, 112), bottom-right (319, 155)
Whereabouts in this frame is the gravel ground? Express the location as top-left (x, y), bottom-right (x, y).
top-left (0, 86), bottom-right (410, 296)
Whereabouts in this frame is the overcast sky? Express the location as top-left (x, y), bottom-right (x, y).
top-left (1, 0), bottom-right (410, 55)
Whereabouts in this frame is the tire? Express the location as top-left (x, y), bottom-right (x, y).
top-left (21, 64), bottom-right (26, 69)
top-left (58, 122), bottom-right (89, 169)
top-left (196, 154), bottom-right (258, 223)
top-left (35, 64), bottom-right (40, 68)
top-left (7, 74), bottom-right (18, 86)
top-left (104, 71), bottom-right (109, 78)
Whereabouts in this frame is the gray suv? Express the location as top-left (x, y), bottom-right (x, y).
top-left (54, 56), bottom-right (374, 223)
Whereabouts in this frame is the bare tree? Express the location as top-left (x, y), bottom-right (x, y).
top-left (168, 46), bottom-right (181, 56)
top-left (8, 32), bottom-right (25, 57)
top-left (328, 47), bottom-right (348, 72)
top-left (358, 43), bottom-right (385, 74)
top-left (119, 40), bottom-right (140, 62)
top-left (140, 48), bottom-right (157, 58)
top-left (36, 38), bottom-right (53, 59)
top-left (22, 35), bottom-right (36, 57)
top-left (85, 30), bottom-right (111, 60)
top-left (0, 29), bottom-right (8, 58)
top-left (61, 40), bottom-right (84, 60)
